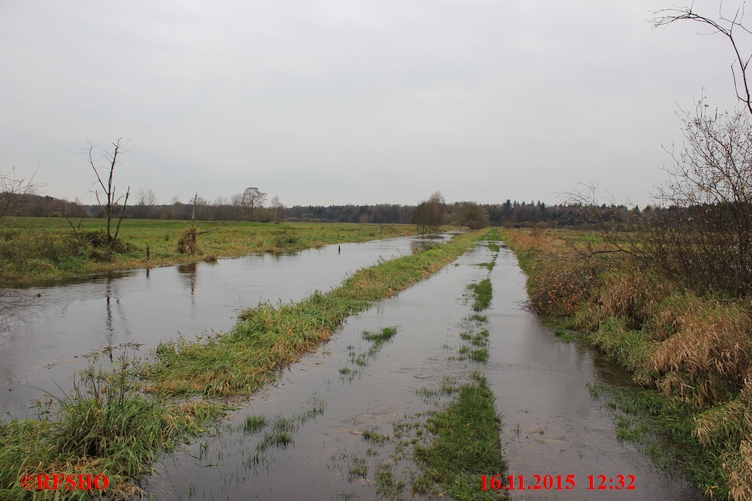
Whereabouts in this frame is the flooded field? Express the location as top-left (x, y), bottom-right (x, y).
top-left (0, 236), bottom-right (437, 419)
top-left (140, 242), bottom-right (704, 500)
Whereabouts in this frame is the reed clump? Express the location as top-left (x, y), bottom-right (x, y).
top-left (177, 226), bottom-right (200, 255)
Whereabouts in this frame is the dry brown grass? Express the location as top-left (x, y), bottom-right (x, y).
top-left (649, 300), bottom-right (752, 409)
top-left (729, 438), bottom-right (752, 500)
top-left (526, 254), bottom-right (599, 317)
top-left (597, 272), bottom-right (668, 328)
top-left (646, 294), bottom-right (704, 341)
top-left (177, 226), bottom-right (200, 255)
top-left (573, 269), bottom-right (668, 333)
top-left (501, 228), bottom-right (568, 258)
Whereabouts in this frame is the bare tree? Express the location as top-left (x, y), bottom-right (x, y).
top-left (241, 187), bottom-right (267, 221)
top-left (270, 195), bottom-right (285, 223)
top-left (0, 166), bottom-right (37, 222)
top-left (189, 193), bottom-right (209, 222)
top-left (646, 98), bottom-right (752, 295)
top-left (137, 188), bottom-right (157, 218)
top-left (84, 138), bottom-right (131, 255)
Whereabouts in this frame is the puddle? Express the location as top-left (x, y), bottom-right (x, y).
top-left (140, 243), bottom-right (704, 500)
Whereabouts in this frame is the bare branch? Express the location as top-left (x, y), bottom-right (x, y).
top-left (653, 3), bottom-right (752, 115)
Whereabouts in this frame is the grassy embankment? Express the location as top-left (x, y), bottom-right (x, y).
top-left (502, 228), bottom-right (752, 500)
top-left (0, 230), bottom-right (482, 499)
top-left (0, 217), bottom-right (418, 284)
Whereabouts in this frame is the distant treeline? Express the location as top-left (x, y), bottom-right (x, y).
top-left (5, 193), bottom-right (648, 228)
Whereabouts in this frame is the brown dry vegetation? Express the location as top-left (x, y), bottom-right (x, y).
top-left (502, 228), bottom-right (752, 500)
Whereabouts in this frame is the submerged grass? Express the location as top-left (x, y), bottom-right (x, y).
top-left (363, 267), bottom-right (503, 500)
top-left (599, 385), bottom-right (723, 499)
top-left (340, 327), bottom-right (399, 381)
top-left (248, 397), bottom-right (326, 466)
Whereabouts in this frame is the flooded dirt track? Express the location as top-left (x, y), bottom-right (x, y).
top-left (485, 248), bottom-right (704, 501)
top-left (143, 242), bottom-right (705, 501)
top-left (0, 236), bottom-right (433, 419)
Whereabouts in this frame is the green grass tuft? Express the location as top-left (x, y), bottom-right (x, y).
top-left (412, 374), bottom-right (507, 500)
top-left (467, 278), bottom-right (493, 311)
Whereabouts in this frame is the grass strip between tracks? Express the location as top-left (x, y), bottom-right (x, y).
top-left (413, 373), bottom-right (507, 501)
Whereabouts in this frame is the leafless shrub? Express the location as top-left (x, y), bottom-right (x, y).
top-left (641, 99), bottom-right (752, 297)
top-left (649, 4), bottom-right (752, 297)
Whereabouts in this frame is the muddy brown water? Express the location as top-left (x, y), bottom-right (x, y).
top-left (0, 236), bottom-right (439, 419)
top-left (139, 243), bottom-right (705, 500)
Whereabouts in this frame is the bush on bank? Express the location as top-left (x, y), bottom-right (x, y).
top-left (502, 228), bottom-right (752, 501)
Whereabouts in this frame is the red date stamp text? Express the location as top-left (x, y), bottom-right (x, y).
top-left (481, 474), bottom-right (636, 491)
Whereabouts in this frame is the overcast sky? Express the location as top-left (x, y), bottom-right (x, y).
top-left (0, 0), bottom-right (747, 208)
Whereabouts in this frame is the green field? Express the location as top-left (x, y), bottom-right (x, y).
top-left (0, 217), bottom-right (418, 285)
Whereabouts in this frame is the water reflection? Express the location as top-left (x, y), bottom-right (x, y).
top-left (0, 236), bottom-right (431, 418)
top-left (177, 262), bottom-right (198, 296)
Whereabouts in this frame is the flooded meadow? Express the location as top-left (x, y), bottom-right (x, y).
top-left (0, 236), bottom-right (704, 500)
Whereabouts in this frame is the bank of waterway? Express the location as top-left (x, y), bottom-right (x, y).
top-left (142, 242), bottom-right (704, 500)
top-left (0, 235), bottom-right (440, 419)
